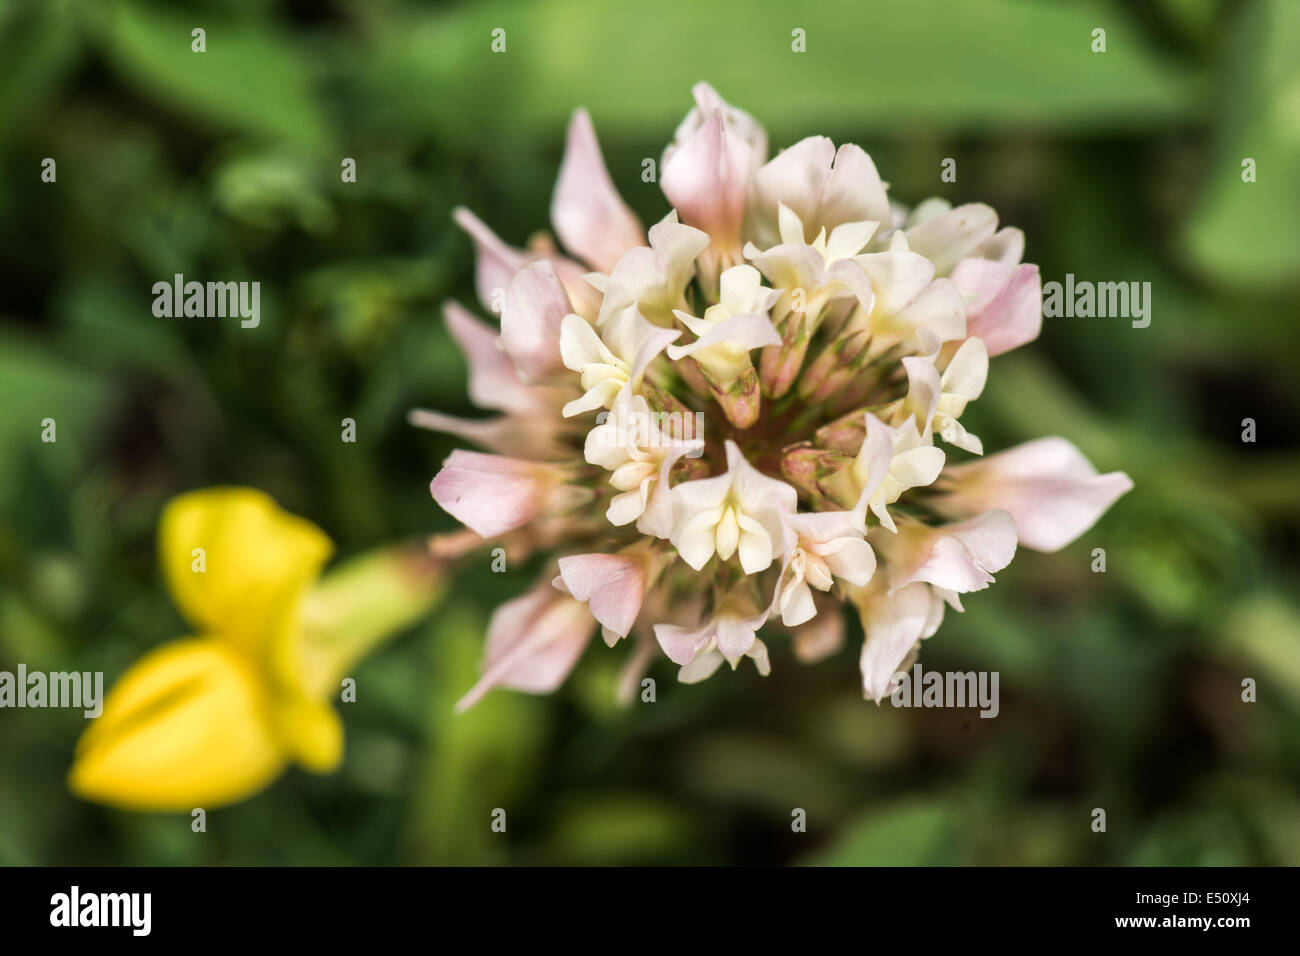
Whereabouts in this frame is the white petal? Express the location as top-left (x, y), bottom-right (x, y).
top-left (820, 144), bottom-right (891, 232)
top-left (678, 647), bottom-right (725, 683)
top-left (560, 312), bottom-right (615, 371)
top-left (895, 277), bottom-right (967, 343)
top-left (779, 579), bottom-right (818, 628)
top-left (857, 582), bottom-right (934, 702)
top-left (941, 336), bottom-right (989, 401)
top-left (822, 537), bottom-right (877, 588)
top-left (736, 514), bottom-right (775, 574)
top-left (904, 202), bottom-right (999, 276)
top-left (855, 249), bottom-right (935, 316)
top-left (755, 136), bottom-right (836, 238)
top-left (891, 445), bottom-right (947, 491)
top-left (825, 218), bottom-right (879, 261)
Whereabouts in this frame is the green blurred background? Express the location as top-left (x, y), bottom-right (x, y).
top-left (1, 0), bottom-right (1298, 865)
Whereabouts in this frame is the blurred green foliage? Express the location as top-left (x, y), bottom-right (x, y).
top-left (0, 0), bottom-right (1297, 865)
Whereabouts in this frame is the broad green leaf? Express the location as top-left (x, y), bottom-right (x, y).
top-left (1179, 0), bottom-right (1300, 287)
top-left (359, 0), bottom-right (1199, 143)
top-left (95, 0), bottom-right (328, 147)
top-left (0, 0), bottom-right (81, 145)
top-left (804, 800), bottom-right (960, 866)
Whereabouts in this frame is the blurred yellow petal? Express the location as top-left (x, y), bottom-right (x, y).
top-left (69, 639), bottom-right (286, 811)
top-left (159, 488), bottom-right (332, 660)
top-left (274, 693), bottom-right (343, 773)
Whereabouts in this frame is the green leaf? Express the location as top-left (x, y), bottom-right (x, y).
top-left (1219, 593), bottom-right (1300, 709)
top-left (534, 793), bottom-right (695, 865)
top-left (0, 0), bottom-right (81, 144)
top-left (211, 150), bottom-right (336, 234)
top-left (360, 0), bottom-right (1199, 143)
top-left (95, 0), bottom-right (328, 147)
top-left (0, 330), bottom-right (110, 513)
top-left (804, 800), bottom-right (960, 866)
top-left (1179, 0), bottom-right (1300, 287)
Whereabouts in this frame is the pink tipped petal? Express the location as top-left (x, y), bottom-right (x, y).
top-left (937, 437), bottom-right (1133, 552)
top-left (430, 451), bottom-right (568, 538)
top-left (948, 257), bottom-right (1006, 316)
top-left (653, 622), bottom-right (714, 666)
top-left (410, 407), bottom-right (570, 460)
top-left (951, 260), bottom-right (1042, 356)
top-left (552, 109), bottom-right (644, 273)
top-left (557, 552), bottom-right (649, 640)
top-left (409, 409), bottom-right (512, 454)
top-left (662, 110), bottom-right (747, 245)
top-left (501, 261), bottom-right (571, 383)
top-left (456, 584), bottom-right (596, 711)
top-left (682, 83), bottom-right (768, 171)
top-left (453, 207), bottom-right (529, 312)
top-left (442, 300), bottom-right (535, 413)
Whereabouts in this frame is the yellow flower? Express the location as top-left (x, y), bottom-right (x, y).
top-left (69, 487), bottom-right (440, 811)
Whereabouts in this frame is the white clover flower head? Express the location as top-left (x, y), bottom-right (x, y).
top-left (423, 83), bottom-right (1134, 708)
